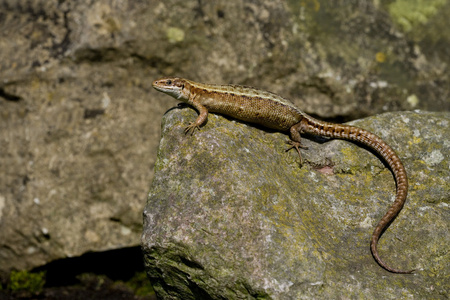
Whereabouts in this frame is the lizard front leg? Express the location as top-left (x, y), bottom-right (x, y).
top-left (185, 94), bottom-right (209, 135)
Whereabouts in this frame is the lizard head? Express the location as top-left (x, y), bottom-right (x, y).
top-left (152, 77), bottom-right (189, 101)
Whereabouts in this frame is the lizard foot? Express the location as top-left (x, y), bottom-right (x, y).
top-left (184, 123), bottom-right (200, 135)
top-left (286, 140), bottom-right (308, 165)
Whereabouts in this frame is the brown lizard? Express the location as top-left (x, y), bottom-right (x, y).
top-left (152, 77), bottom-right (413, 274)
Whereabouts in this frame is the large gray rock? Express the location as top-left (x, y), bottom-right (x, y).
top-left (0, 1), bottom-right (167, 277)
top-left (1, 0), bottom-right (449, 279)
top-left (142, 110), bottom-right (449, 299)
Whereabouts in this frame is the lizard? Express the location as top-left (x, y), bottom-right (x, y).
top-left (152, 77), bottom-right (414, 274)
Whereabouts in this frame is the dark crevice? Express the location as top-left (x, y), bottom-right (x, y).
top-left (0, 88), bottom-right (22, 101)
top-left (179, 256), bottom-right (204, 271)
top-left (83, 108), bottom-right (105, 119)
top-left (50, 7), bottom-right (71, 58)
top-left (32, 246), bottom-right (145, 287)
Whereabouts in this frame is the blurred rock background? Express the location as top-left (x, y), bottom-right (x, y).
top-left (0, 0), bottom-right (448, 296)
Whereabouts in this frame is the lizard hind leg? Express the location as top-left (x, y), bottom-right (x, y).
top-left (286, 124), bottom-right (308, 165)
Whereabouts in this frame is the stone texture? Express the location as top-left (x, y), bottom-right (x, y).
top-left (0, 0), bottom-right (448, 281)
top-left (142, 110), bottom-right (449, 299)
top-left (0, 0), bottom-right (167, 277)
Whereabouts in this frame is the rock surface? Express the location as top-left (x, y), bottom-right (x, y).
top-left (0, 0), bottom-right (449, 279)
top-left (142, 110), bottom-right (449, 299)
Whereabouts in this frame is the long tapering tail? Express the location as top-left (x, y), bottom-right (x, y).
top-left (299, 117), bottom-right (413, 273)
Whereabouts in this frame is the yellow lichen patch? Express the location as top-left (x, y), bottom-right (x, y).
top-left (166, 27), bottom-right (185, 43)
top-left (388, 0), bottom-right (446, 32)
top-left (375, 52), bottom-right (386, 63)
top-left (408, 136), bottom-right (422, 146)
top-left (407, 94), bottom-right (419, 108)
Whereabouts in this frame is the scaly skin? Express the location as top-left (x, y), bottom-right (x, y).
top-left (152, 77), bottom-right (414, 274)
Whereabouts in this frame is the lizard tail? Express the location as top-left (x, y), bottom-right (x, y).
top-left (346, 125), bottom-right (414, 274)
top-left (300, 117), bottom-right (414, 273)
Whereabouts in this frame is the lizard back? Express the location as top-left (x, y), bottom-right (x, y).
top-left (186, 80), bottom-right (304, 131)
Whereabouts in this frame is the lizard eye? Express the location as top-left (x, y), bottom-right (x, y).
top-left (167, 79), bottom-right (172, 85)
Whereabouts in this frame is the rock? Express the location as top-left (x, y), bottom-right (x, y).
top-left (1, 0), bottom-right (449, 280)
top-left (0, 1), bottom-right (168, 277)
top-left (142, 109), bottom-right (449, 299)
